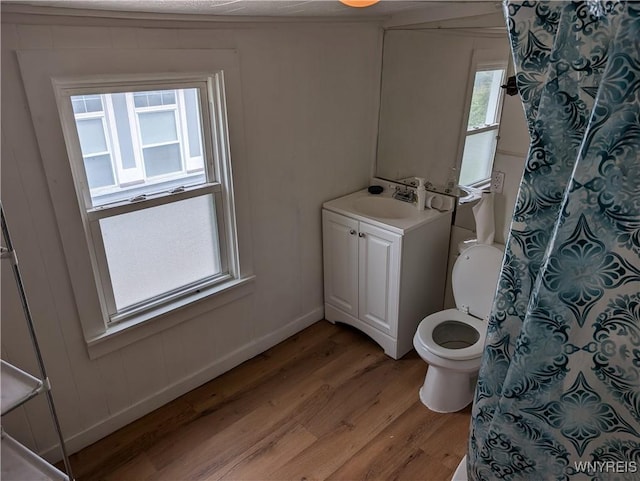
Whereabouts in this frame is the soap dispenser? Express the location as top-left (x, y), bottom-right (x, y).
top-left (416, 177), bottom-right (427, 211)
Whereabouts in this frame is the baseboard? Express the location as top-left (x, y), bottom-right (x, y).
top-left (40, 306), bottom-right (324, 460)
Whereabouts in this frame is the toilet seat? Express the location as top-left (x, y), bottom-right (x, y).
top-left (415, 308), bottom-right (486, 361)
top-left (415, 244), bottom-right (503, 362)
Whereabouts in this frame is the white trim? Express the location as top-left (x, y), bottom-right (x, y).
top-left (466, 124), bottom-right (499, 136)
top-left (88, 209), bottom-right (116, 324)
top-left (86, 182), bottom-right (220, 220)
top-left (40, 309), bottom-right (324, 460)
top-left (18, 47), bottom-right (252, 351)
top-left (87, 276), bottom-right (256, 359)
top-left (181, 88), bottom-right (205, 172)
top-left (176, 88), bottom-right (192, 172)
top-left (485, 69), bottom-right (503, 124)
top-left (209, 72), bottom-right (240, 278)
top-left (211, 189), bottom-right (229, 279)
top-left (54, 73), bottom-right (224, 92)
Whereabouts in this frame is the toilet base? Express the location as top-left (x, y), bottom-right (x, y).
top-left (419, 365), bottom-right (476, 413)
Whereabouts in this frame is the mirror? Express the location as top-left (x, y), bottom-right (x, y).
top-left (375, 13), bottom-right (511, 193)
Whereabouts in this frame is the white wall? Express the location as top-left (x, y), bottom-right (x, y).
top-left (1, 11), bottom-right (382, 457)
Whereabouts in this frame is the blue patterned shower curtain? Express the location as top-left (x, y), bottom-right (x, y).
top-left (468, 1), bottom-right (640, 480)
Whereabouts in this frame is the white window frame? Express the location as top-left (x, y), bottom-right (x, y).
top-left (54, 73), bottom-right (239, 327)
top-left (178, 89), bottom-right (205, 173)
top-left (457, 53), bottom-right (507, 189)
top-left (18, 49), bottom-right (254, 359)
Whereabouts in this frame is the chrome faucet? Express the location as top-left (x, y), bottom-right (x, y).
top-left (393, 186), bottom-right (416, 204)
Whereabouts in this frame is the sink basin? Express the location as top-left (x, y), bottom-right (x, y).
top-left (353, 196), bottom-right (417, 219)
top-left (323, 189), bottom-right (453, 235)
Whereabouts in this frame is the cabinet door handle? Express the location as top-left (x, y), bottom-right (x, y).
top-left (349, 229), bottom-right (357, 235)
top-left (358, 232), bottom-right (366, 238)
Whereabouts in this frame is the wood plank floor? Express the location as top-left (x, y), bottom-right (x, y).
top-left (68, 321), bottom-right (472, 481)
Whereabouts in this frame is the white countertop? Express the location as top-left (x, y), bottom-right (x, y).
top-left (323, 189), bottom-right (453, 235)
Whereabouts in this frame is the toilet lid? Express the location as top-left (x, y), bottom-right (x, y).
top-left (452, 244), bottom-right (504, 320)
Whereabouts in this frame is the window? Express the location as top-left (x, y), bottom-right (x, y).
top-left (71, 88), bottom-right (205, 207)
top-left (458, 66), bottom-right (506, 186)
top-left (56, 75), bottom-right (236, 325)
top-left (19, 48), bottom-right (252, 357)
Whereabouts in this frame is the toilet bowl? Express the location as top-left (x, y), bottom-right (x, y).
top-left (413, 243), bottom-right (503, 413)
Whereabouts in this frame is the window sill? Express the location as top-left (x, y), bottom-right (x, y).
top-left (85, 275), bottom-right (255, 360)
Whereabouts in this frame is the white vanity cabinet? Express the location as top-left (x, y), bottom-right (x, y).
top-left (323, 210), bottom-right (401, 337)
top-left (322, 191), bottom-right (452, 359)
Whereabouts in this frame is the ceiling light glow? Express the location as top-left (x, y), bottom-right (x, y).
top-left (339, 0), bottom-right (381, 8)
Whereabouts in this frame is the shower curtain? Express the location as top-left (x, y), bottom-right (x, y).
top-left (468, 1), bottom-right (640, 480)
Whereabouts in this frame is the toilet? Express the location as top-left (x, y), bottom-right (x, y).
top-left (413, 243), bottom-right (503, 413)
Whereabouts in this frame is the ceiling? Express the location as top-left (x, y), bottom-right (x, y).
top-left (2, 0), bottom-right (502, 22)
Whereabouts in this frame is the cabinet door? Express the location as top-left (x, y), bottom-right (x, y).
top-left (358, 222), bottom-right (401, 336)
top-left (322, 210), bottom-right (359, 318)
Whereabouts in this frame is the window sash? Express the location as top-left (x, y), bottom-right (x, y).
top-left (86, 182), bottom-right (220, 220)
top-left (88, 186), bottom-right (230, 323)
top-left (63, 82), bottom-right (212, 210)
top-left (466, 123), bottom-right (499, 136)
top-left (459, 61), bottom-right (506, 187)
top-left (460, 128), bottom-right (500, 185)
top-left (56, 75), bottom-right (234, 326)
